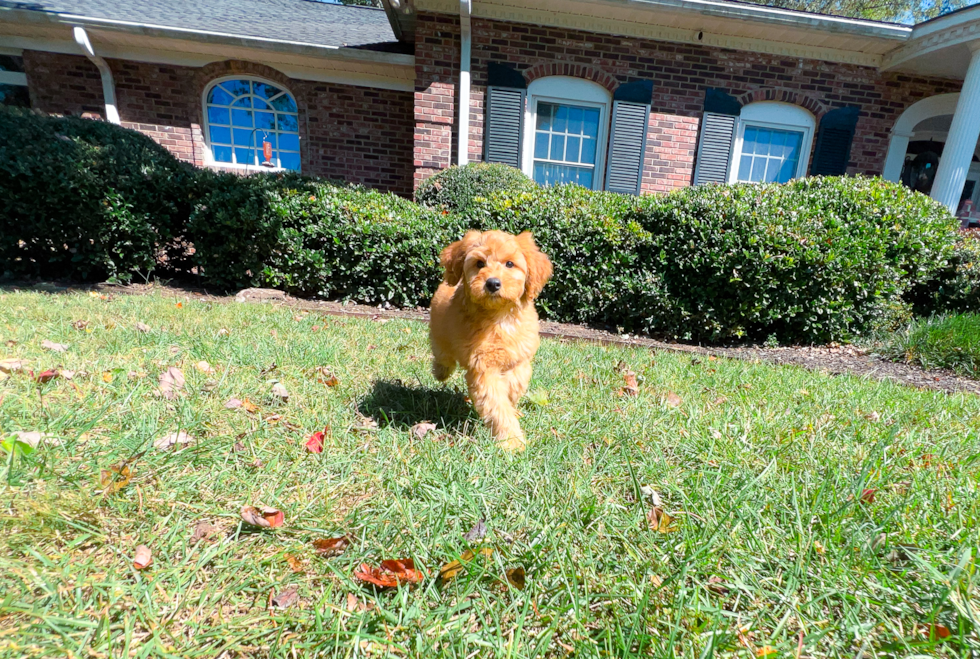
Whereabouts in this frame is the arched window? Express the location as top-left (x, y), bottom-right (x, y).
top-left (729, 102), bottom-right (815, 184)
top-left (521, 76), bottom-right (611, 190)
top-left (203, 77), bottom-right (300, 171)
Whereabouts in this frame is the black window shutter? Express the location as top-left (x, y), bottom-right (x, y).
top-left (809, 106), bottom-right (860, 176)
top-left (484, 63), bottom-right (527, 169)
top-left (693, 113), bottom-right (737, 185)
top-left (605, 100), bottom-right (650, 195)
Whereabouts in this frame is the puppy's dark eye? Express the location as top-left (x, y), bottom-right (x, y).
top-left (505, 261), bottom-right (514, 268)
top-left (476, 260), bottom-right (486, 269)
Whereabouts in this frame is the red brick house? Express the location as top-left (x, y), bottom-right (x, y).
top-left (2, 0), bottom-right (979, 211)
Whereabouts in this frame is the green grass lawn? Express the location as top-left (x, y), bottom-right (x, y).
top-left (1, 290), bottom-right (979, 658)
top-left (879, 313), bottom-right (980, 379)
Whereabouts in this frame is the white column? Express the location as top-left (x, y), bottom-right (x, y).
top-left (881, 131), bottom-right (912, 182)
top-left (931, 46), bottom-right (980, 211)
top-left (457, 0), bottom-right (472, 167)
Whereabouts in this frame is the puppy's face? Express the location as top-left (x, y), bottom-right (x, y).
top-left (440, 230), bottom-right (552, 310)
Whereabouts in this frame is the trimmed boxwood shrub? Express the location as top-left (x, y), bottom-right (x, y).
top-left (0, 107), bottom-right (195, 280)
top-left (909, 230), bottom-right (980, 314)
top-left (415, 163), bottom-right (536, 212)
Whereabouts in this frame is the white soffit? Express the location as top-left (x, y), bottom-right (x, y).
top-left (882, 6), bottom-right (980, 78)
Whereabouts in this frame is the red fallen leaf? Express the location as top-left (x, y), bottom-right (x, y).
top-left (312, 535), bottom-right (351, 556)
top-left (133, 544), bottom-right (152, 570)
top-left (354, 558), bottom-right (424, 588)
top-left (860, 488), bottom-right (877, 504)
top-left (305, 427), bottom-right (328, 453)
top-left (918, 622), bottom-right (952, 640)
top-left (32, 369), bottom-right (60, 384)
top-left (240, 505), bottom-right (284, 529)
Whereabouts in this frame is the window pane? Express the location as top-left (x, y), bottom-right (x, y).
top-left (233, 128), bottom-right (255, 147)
top-left (533, 162), bottom-right (593, 188)
top-left (279, 152), bottom-right (301, 171)
top-left (212, 144), bottom-right (233, 163)
top-left (235, 147), bottom-right (254, 166)
top-left (738, 155), bottom-right (753, 181)
top-left (231, 96), bottom-right (252, 108)
top-left (253, 98), bottom-right (273, 111)
top-left (253, 82), bottom-right (283, 100)
top-left (277, 114), bottom-right (298, 132)
top-left (0, 84), bottom-right (30, 108)
top-left (209, 125), bottom-right (231, 145)
top-left (567, 107), bottom-right (583, 135)
top-left (742, 126), bottom-right (758, 155)
top-left (566, 136), bottom-right (581, 163)
top-left (553, 105), bottom-right (568, 133)
top-left (278, 133), bottom-right (300, 151)
top-left (255, 111), bottom-right (275, 130)
top-left (583, 108), bottom-right (599, 138)
top-left (0, 55), bottom-right (25, 73)
top-left (221, 79), bottom-right (250, 96)
top-left (536, 103), bottom-right (553, 131)
top-left (257, 132), bottom-right (276, 149)
top-left (207, 106), bottom-right (229, 125)
top-left (231, 109), bottom-right (253, 127)
top-left (208, 86), bottom-right (233, 105)
top-left (271, 95), bottom-right (297, 112)
top-left (550, 134), bottom-right (565, 160)
top-left (749, 155), bottom-right (766, 182)
top-left (778, 156), bottom-right (798, 183)
top-left (534, 132), bottom-right (549, 159)
top-left (582, 137), bottom-right (597, 164)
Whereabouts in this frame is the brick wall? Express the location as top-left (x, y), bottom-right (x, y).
top-left (22, 51), bottom-right (415, 195)
top-left (414, 12), bottom-right (963, 193)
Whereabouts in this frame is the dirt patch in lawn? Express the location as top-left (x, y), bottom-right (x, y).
top-left (7, 279), bottom-right (979, 396)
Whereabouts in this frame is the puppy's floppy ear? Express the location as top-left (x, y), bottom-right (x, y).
top-left (516, 231), bottom-right (552, 303)
top-left (440, 230), bottom-right (480, 286)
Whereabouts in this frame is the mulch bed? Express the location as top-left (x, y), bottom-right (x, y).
top-left (7, 280), bottom-right (979, 396)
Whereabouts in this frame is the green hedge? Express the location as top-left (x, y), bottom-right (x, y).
top-left (0, 107), bottom-right (195, 280)
top-left (0, 109), bottom-right (968, 344)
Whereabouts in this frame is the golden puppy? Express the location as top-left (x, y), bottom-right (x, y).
top-left (429, 230), bottom-right (552, 451)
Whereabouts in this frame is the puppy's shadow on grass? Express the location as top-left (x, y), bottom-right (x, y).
top-left (359, 379), bottom-right (477, 433)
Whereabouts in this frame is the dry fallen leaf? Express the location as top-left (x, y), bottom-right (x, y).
top-left (284, 553), bottom-right (305, 573)
top-left (316, 367), bottom-right (340, 387)
top-left (153, 431), bottom-right (195, 451)
top-left (305, 428), bottom-right (328, 453)
top-left (217, 328), bottom-right (230, 337)
top-left (133, 544), bottom-right (152, 570)
top-left (242, 398), bottom-right (259, 414)
top-left (860, 488), bottom-right (877, 504)
top-left (411, 422), bottom-right (437, 440)
top-left (135, 322), bottom-right (150, 333)
top-left (462, 518), bottom-right (487, 543)
top-left (640, 486), bottom-right (663, 507)
top-left (240, 505), bottom-right (284, 529)
top-left (195, 361), bottom-right (215, 374)
top-left (756, 646), bottom-right (777, 658)
top-left (918, 623), bottom-right (952, 640)
top-left (664, 391), bottom-right (683, 407)
top-left (72, 320), bottom-right (89, 330)
top-left (621, 371), bottom-right (639, 397)
top-left (10, 431), bottom-right (60, 448)
top-left (41, 340), bottom-right (68, 353)
top-left (707, 575), bottom-right (729, 595)
top-left (225, 398), bottom-right (243, 409)
top-left (312, 535), bottom-right (352, 557)
top-left (33, 369), bottom-right (60, 384)
top-left (438, 547), bottom-right (495, 584)
top-left (0, 358), bottom-right (26, 374)
top-left (102, 371), bottom-right (114, 383)
top-left (506, 567), bottom-right (526, 590)
top-left (190, 521), bottom-right (219, 543)
top-left (271, 382), bottom-right (289, 401)
top-left (345, 593), bottom-right (374, 613)
top-left (271, 586), bottom-right (299, 609)
top-left (158, 367), bottom-right (185, 400)
top-left (354, 559), bottom-right (424, 588)
top-left (232, 441), bottom-right (246, 452)
top-left (99, 464), bottom-right (133, 493)
top-left (647, 507), bottom-right (678, 534)
top-left (353, 415), bottom-right (378, 433)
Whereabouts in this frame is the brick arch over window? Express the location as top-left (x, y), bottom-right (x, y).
top-left (737, 88), bottom-right (826, 119)
top-left (523, 63), bottom-right (619, 93)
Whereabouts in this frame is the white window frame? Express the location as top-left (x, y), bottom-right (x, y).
top-left (0, 51), bottom-right (29, 106)
top-left (521, 76), bottom-right (611, 190)
top-left (728, 102), bottom-right (815, 184)
top-left (201, 75), bottom-right (300, 172)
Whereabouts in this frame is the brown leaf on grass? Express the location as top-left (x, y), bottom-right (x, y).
top-left (918, 623), bottom-right (952, 640)
top-left (11, 431), bottom-right (60, 448)
top-left (707, 575), bottom-right (729, 595)
top-left (135, 322), bottom-right (150, 333)
top-left (33, 369), bottom-right (60, 384)
top-left (860, 488), bottom-right (877, 504)
top-left (72, 320), bottom-right (89, 330)
top-left (315, 367), bottom-right (340, 387)
top-left (664, 391), bottom-right (683, 407)
top-left (242, 398), bottom-right (259, 413)
top-left (271, 586), bottom-right (299, 609)
top-left (620, 371), bottom-right (639, 397)
top-left (232, 441), bottom-right (246, 452)
top-left (0, 358), bottom-right (26, 374)
top-left (647, 507), bottom-right (678, 534)
top-left (99, 464), bottom-right (133, 493)
top-left (133, 545), bottom-right (152, 570)
top-left (312, 535), bottom-right (352, 557)
top-left (241, 505), bottom-right (284, 529)
top-left (345, 593), bottom-right (375, 613)
top-left (640, 486), bottom-right (663, 507)
top-left (438, 547), bottom-right (495, 584)
top-left (505, 567), bottom-right (526, 590)
top-left (271, 382), bottom-right (289, 401)
top-left (225, 398), bottom-right (243, 409)
top-left (462, 518), bottom-right (487, 543)
top-left (284, 554), bottom-right (305, 573)
top-left (354, 559), bottom-right (424, 588)
top-left (411, 422), bottom-right (437, 440)
top-left (190, 521), bottom-right (219, 543)
top-left (158, 367), bottom-right (185, 400)
top-left (195, 361), bottom-right (215, 374)
top-left (153, 431), bottom-right (195, 451)
top-left (41, 340), bottom-right (68, 353)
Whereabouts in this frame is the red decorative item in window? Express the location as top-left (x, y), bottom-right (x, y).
top-left (261, 139), bottom-right (274, 167)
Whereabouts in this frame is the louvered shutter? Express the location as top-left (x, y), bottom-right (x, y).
top-left (810, 106), bottom-right (859, 176)
top-left (605, 101), bottom-right (650, 195)
top-left (693, 113), bottom-right (737, 185)
top-left (484, 86), bottom-right (525, 168)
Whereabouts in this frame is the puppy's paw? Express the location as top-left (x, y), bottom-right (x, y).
top-left (496, 436), bottom-right (527, 453)
top-left (432, 361), bottom-right (455, 382)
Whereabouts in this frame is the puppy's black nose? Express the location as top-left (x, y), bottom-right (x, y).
top-left (485, 278), bottom-right (502, 293)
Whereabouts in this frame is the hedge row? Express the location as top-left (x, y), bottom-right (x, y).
top-left (0, 108), bottom-right (971, 344)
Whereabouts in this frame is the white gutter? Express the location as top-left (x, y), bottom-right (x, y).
top-left (457, 0), bottom-right (472, 167)
top-left (72, 26), bottom-right (120, 124)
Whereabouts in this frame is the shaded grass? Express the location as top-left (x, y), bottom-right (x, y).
top-left (879, 313), bottom-right (980, 378)
top-left (0, 289), bottom-right (979, 657)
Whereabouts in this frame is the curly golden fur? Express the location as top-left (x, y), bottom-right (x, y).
top-left (429, 230), bottom-right (553, 451)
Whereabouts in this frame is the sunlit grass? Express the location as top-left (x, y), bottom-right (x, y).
top-left (0, 289), bottom-right (978, 658)
top-left (879, 313), bottom-right (980, 378)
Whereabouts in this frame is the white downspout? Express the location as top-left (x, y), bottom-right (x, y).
top-left (457, 0), bottom-right (472, 166)
top-left (72, 26), bottom-right (120, 124)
